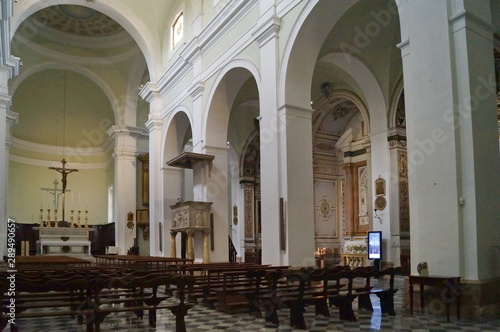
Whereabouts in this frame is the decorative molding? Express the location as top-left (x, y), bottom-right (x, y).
top-left (139, 82), bottom-right (160, 103)
top-left (9, 154), bottom-right (112, 169)
top-left (449, 10), bottom-right (496, 39)
top-left (318, 196), bottom-right (332, 221)
top-left (155, 0), bottom-right (258, 99)
top-left (10, 137), bottom-right (109, 157)
top-left (357, 166), bottom-right (369, 226)
top-left (252, 15), bottom-right (281, 46)
top-left (106, 125), bottom-right (148, 138)
top-left (188, 81), bottom-right (205, 100)
top-left (145, 116), bottom-right (163, 132)
top-left (396, 38), bottom-right (410, 57)
top-left (398, 150), bottom-right (410, 232)
top-left (343, 148), bottom-right (366, 158)
top-left (244, 188), bottom-right (254, 239)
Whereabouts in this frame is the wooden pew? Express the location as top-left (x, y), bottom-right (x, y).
top-left (1, 269), bottom-right (195, 332)
top-left (355, 266), bottom-right (402, 315)
top-left (248, 266), bottom-right (402, 329)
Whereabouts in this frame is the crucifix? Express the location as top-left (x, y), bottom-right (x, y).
top-left (41, 179), bottom-right (68, 212)
top-left (49, 159), bottom-right (78, 222)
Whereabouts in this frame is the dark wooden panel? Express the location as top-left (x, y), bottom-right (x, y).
top-left (90, 222), bottom-right (115, 255)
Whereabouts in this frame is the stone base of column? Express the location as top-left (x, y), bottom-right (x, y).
top-left (403, 277), bottom-right (500, 320)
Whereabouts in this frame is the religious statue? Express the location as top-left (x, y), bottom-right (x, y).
top-left (49, 159), bottom-right (78, 193)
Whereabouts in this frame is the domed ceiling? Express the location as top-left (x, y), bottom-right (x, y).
top-left (32, 5), bottom-right (124, 37)
top-left (10, 4), bottom-right (146, 151)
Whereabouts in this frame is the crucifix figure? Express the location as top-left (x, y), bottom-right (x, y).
top-left (49, 159), bottom-right (78, 221)
top-left (41, 179), bottom-right (67, 212)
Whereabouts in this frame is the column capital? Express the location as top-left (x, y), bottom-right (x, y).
top-left (278, 104), bottom-right (314, 120)
top-left (188, 81), bottom-right (205, 101)
top-left (6, 110), bottom-right (18, 126)
top-left (106, 125), bottom-right (148, 138)
top-left (146, 116), bottom-right (163, 132)
top-left (252, 15), bottom-right (281, 46)
top-left (139, 82), bottom-right (161, 103)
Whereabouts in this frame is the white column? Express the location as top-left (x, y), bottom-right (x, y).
top-left (0, 0), bottom-right (20, 257)
top-left (278, 105), bottom-right (316, 267)
top-left (369, 130), bottom-right (392, 262)
top-left (107, 125), bottom-right (143, 254)
top-left (255, 15), bottom-right (282, 265)
top-left (143, 85), bottom-right (164, 256)
top-left (163, 166), bottom-right (183, 256)
top-left (194, 145), bottom-right (229, 262)
top-left (399, 1), bottom-right (500, 279)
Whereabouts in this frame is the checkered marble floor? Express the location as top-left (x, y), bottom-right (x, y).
top-left (4, 277), bottom-right (500, 332)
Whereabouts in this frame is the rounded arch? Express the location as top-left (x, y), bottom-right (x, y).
top-left (162, 105), bottom-right (194, 164)
top-left (203, 59), bottom-right (261, 150)
top-left (10, 0), bottom-right (160, 81)
top-left (10, 62), bottom-right (119, 125)
top-left (388, 75), bottom-right (405, 129)
top-left (240, 130), bottom-right (260, 179)
top-left (319, 53), bottom-right (387, 133)
top-left (313, 89), bottom-right (370, 137)
top-left (279, 0), bottom-right (358, 110)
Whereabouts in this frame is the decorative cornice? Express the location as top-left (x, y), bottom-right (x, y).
top-left (252, 15), bottom-right (281, 46)
top-left (278, 103), bottom-right (314, 119)
top-left (139, 82), bottom-right (160, 103)
top-left (154, 0), bottom-right (258, 99)
top-left (111, 150), bottom-right (138, 161)
top-left (343, 149), bottom-right (366, 158)
top-left (188, 81), bottom-right (205, 100)
top-left (11, 137), bottom-right (108, 157)
top-left (9, 154), bottom-right (113, 169)
top-left (145, 116), bottom-right (163, 132)
top-left (106, 125), bottom-right (148, 138)
top-left (449, 10), bottom-right (496, 39)
top-left (396, 38), bottom-right (410, 57)
top-left (6, 109), bottom-right (18, 125)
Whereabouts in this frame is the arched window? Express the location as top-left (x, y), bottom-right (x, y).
top-left (172, 11), bottom-right (184, 48)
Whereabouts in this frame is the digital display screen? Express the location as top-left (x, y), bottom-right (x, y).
top-left (368, 231), bottom-right (382, 260)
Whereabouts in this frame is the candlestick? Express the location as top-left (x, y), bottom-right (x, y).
top-left (77, 210), bottom-right (81, 228)
top-left (54, 209), bottom-right (58, 227)
top-left (70, 210), bottom-right (74, 228)
top-left (47, 209), bottom-right (51, 227)
top-left (40, 209), bottom-right (44, 227)
top-left (84, 210), bottom-right (88, 228)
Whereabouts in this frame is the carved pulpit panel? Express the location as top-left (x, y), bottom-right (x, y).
top-left (170, 201), bottom-right (213, 231)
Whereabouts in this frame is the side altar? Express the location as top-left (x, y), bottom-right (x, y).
top-left (35, 225), bottom-right (93, 256)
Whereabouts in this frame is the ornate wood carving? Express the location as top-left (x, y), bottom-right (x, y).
top-left (398, 150), bottom-right (410, 232)
top-left (244, 188), bottom-right (254, 239)
top-left (358, 166), bottom-right (369, 226)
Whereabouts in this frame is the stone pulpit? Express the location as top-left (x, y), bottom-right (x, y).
top-left (170, 200), bottom-right (212, 262)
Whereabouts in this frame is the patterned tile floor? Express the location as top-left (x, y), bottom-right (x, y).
top-left (4, 277), bottom-right (500, 332)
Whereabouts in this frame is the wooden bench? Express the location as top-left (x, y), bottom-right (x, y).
top-left (1, 269), bottom-right (195, 332)
top-left (180, 263), bottom-right (273, 306)
top-left (355, 266), bottom-right (402, 315)
top-left (248, 266), bottom-right (401, 329)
